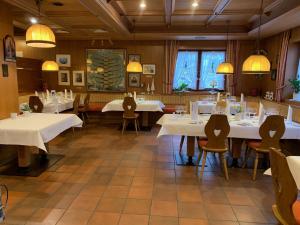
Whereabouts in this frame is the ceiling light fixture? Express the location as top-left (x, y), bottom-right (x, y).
top-left (30, 17), bottom-right (37, 24)
top-left (42, 60), bottom-right (58, 71)
top-left (192, 1), bottom-right (199, 7)
top-left (140, 2), bottom-right (146, 9)
top-left (127, 20), bottom-right (142, 73)
top-left (26, 0), bottom-right (56, 48)
top-left (242, 0), bottom-right (270, 74)
top-left (216, 21), bottom-right (234, 75)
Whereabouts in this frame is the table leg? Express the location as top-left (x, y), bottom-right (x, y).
top-left (17, 146), bottom-right (31, 169)
top-left (142, 111), bottom-right (149, 127)
top-left (187, 136), bottom-right (195, 165)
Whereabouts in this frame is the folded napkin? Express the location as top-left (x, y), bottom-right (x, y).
top-left (258, 102), bottom-right (264, 118)
top-left (240, 93), bottom-right (244, 102)
top-left (287, 105), bottom-right (293, 123)
top-left (259, 108), bottom-right (265, 125)
top-left (35, 91), bottom-right (38, 96)
top-left (217, 92), bottom-right (220, 102)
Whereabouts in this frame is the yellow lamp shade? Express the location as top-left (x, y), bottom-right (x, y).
top-left (127, 61), bottom-right (142, 73)
top-left (97, 67), bottom-right (104, 73)
top-left (242, 54), bottom-right (271, 74)
top-left (42, 61), bottom-right (58, 71)
top-left (26, 24), bottom-right (56, 48)
top-left (86, 58), bottom-right (92, 65)
top-left (216, 62), bottom-right (234, 74)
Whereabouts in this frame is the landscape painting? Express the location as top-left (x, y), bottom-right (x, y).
top-left (86, 49), bottom-right (126, 92)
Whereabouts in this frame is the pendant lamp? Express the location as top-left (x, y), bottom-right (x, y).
top-left (242, 0), bottom-right (270, 74)
top-left (42, 60), bottom-right (58, 71)
top-left (127, 20), bottom-right (142, 73)
top-left (26, 0), bottom-right (56, 48)
top-left (217, 21), bottom-right (234, 75)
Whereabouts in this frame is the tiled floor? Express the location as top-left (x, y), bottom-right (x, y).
top-left (1, 122), bottom-right (278, 225)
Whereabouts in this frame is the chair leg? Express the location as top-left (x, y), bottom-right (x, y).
top-left (81, 112), bottom-right (85, 125)
top-left (199, 151), bottom-right (207, 179)
top-left (221, 153), bottom-right (229, 180)
top-left (242, 146), bottom-right (250, 168)
top-left (122, 119), bottom-right (127, 135)
top-left (134, 119), bottom-right (138, 136)
top-left (85, 112), bottom-right (89, 120)
top-left (179, 136), bottom-right (185, 154)
top-left (137, 120), bottom-right (140, 131)
top-left (197, 147), bottom-right (203, 167)
top-left (253, 152), bottom-right (259, 180)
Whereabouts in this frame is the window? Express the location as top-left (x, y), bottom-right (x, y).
top-left (173, 50), bottom-right (226, 90)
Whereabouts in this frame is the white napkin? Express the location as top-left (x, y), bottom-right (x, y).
top-left (70, 90), bottom-right (73, 100)
top-left (46, 89), bottom-right (50, 98)
top-left (134, 91), bottom-right (137, 101)
top-left (35, 91), bottom-right (38, 96)
top-left (64, 89), bottom-right (67, 99)
top-left (259, 108), bottom-right (265, 125)
top-left (191, 101), bottom-right (198, 122)
top-left (217, 92), bottom-right (220, 102)
top-left (287, 105), bottom-right (293, 122)
top-left (240, 93), bottom-right (244, 102)
top-left (258, 102), bottom-right (264, 118)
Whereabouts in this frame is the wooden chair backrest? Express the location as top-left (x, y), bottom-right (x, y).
top-left (215, 101), bottom-right (227, 113)
top-left (83, 94), bottom-right (90, 110)
top-left (246, 101), bottom-right (259, 114)
top-left (205, 114), bottom-right (230, 149)
top-left (123, 97), bottom-right (136, 117)
top-left (73, 94), bottom-right (81, 114)
top-left (269, 148), bottom-right (297, 225)
top-left (29, 96), bottom-right (43, 113)
top-left (259, 115), bottom-right (285, 149)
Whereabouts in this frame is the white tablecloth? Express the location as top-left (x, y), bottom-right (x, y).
top-left (102, 100), bottom-right (165, 112)
top-left (0, 113), bottom-right (82, 151)
top-left (157, 114), bottom-right (300, 139)
top-left (43, 98), bottom-right (73, 113)
top-left (264, 156), bottom-right (300, 190)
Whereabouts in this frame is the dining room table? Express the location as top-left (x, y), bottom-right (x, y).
top-left (0, 113), bottom-right (82, 170)
top-left (157, 113), bottom-right (300, 165)
top-left (42, 97), bottom-right (74, 113)
top-left (102, 99), bottom-right (165, 127)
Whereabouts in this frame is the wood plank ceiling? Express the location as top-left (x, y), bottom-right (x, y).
top-left (5, 0), bottom-right (300, 40)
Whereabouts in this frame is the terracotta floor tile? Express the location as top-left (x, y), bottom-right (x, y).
top-left (118, 214), bottom-right (149, 225)
top-left (45, 194), bottom-right (76, 209)
top-left (79, 184), bottom-right (106, 197)
top-left (179, 218), bottom-right (209, 225)
top-left (123, 199), bottom-right (151, 215)
top-left (26, 208), bottom-right (65, 225)
top-left (151, 200), bottom-right (178, 217)
top-left (128, 186), bottom-right (153, 199)
top-left (208, 221), bottom-right (239, 225)
top-left (87, 212), bottom-right (120, 225)
top-left (96, 198), bottom-right (126, 213)
top-left (224, 191), bottom-right (255, 206)
top-left (56, 209), bottom-right (92, 225)
top-left (103, 186), bottom-right (129, 198)
top-left (109, 176), bottom-right (133, 186)
top-left (115, 168), bottom-right (136, 176)
top-left (153, 187), bottom-right (177, 201)
top-left (132, 177), bottom-right (154, 186)
top-left (177, 189), bottom-right (202, 202)
top-left (232, 206), bottom-right (269, 223)
top-left (150, 216), bottom-right (179, 225)
top-left (205, 204), bottom-right (237, 221)
top-left (178, 202), bottom-right (207, 219)
top-left (69, 194), bottom-right (100, 211)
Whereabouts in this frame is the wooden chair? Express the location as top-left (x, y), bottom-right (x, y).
top-left (122, 97), bottom-right (140, 135)
top-left (269, 148), bottom-right (300, 225)
top-left (29, 96), bottom-right (43, 113)
top-left (197, 114), bottom-right (230, 180)
top-left (243, 115), bottom-right (285, 180)
top-left (78, 94), bottom-right (90, 123)
top-left (72, 94), bottom-right (81, 115)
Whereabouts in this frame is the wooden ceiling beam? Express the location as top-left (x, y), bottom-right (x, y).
top-left (108, 0), bottom-right (133, 30)
top-left (164, 0), bottom-right (175, 26)
top-left (206, 0), bottom-right (232, 25)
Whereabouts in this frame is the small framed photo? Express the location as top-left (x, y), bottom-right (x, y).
top-left (128, 54), bottom-right (141, 63)
top-left (56, 54), bottom-right (71, 67)
top-left (143, 64), bottom-right (156, 75)
top-left (58, 70), bottom-right (70, 86)
top-left (73, 70), bottom-right (85, 86)
top-left (3, 35), bottom-right (16, 62)
top-left (128, 73), bottom-right (141, 87)
top-left (2, 64), bottom-right (8, 77)
top-left (271, 69), bottom-right (277, 81)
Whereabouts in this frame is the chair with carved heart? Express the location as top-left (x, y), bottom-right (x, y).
top-left (197, 114), bottom-right (230, 180)
top-left (243, 115), bottom-right (285, 180)
top-left (29, 96), bottom-right (44, 113)
top-left (122, 96), bottom-right (140, 135)
top-left (269, 148), bottom-right (300, 225)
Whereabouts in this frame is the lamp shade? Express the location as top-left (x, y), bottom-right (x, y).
top-left (26, 24), bottom-right (56, 48)
top-left (126, 61), bottom-right (142, 73)
top-left (42, 61), bottom-right (58, 71)
top-left (216, 62), bottom-right (234, 74)
top-left (242, 54), bottom-right (271, 74)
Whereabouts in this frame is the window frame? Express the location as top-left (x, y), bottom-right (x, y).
top-left (175, 49), bottom-right (226, 91)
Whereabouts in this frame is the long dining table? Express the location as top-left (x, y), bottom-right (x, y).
top-left (157, 114), bottom-right (300, 165)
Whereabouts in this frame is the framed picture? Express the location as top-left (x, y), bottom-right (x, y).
top-left (73, 70), bottom-right (85, 86)
top-left (58, 70), bottom-right (70, 86)
top-left (128, 73), bottom-right (141, 87)
top-left (3, 35), bottom-right (16, 62)
top-left (128, 54), bottom-right (141, 63)
top-left (143, 64), bottom-right (156, 75)
top-left (56, 54), bottom-right (71, 67)
top-left (2, 64), bottom-right (8, 77)
top-left (271, 69), bottom-right (277, 81)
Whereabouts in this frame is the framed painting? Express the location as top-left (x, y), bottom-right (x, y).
top-left (3, 35), bottom-right (16, 62)
top-left (128, 73), bottom-right (141, 87)
top-left (143, 64), bottom-right (156, 75)
top-left (73, 70), bottom-right (85, 86)
top-left (128, 54), bottom-right (141, 63)
top-left (56, 54), bottom-right (71, 67)
top-left (86, 49), bottom-right (126, 92)
top-left (58, 70), bottom-right (70, 86)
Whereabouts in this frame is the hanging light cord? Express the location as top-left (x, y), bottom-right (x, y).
top-left (257, 0), bottom-right (264, 53)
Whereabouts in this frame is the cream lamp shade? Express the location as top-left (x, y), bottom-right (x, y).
top-left (242, 54), bottom-right (270, 74)
top-left (42, 61), bottom-right (58, 71)
top-left (97, 67), bottom-right (104, 73)
top-left (127, 61), bottom-right (143, 73)
top-left (216, 62), bottom-right (234, 74)
top-left (26, 24), bottom-right (56, 48)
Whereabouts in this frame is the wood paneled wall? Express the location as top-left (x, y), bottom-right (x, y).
top-left (0, 2), bottom-right (19, 119)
